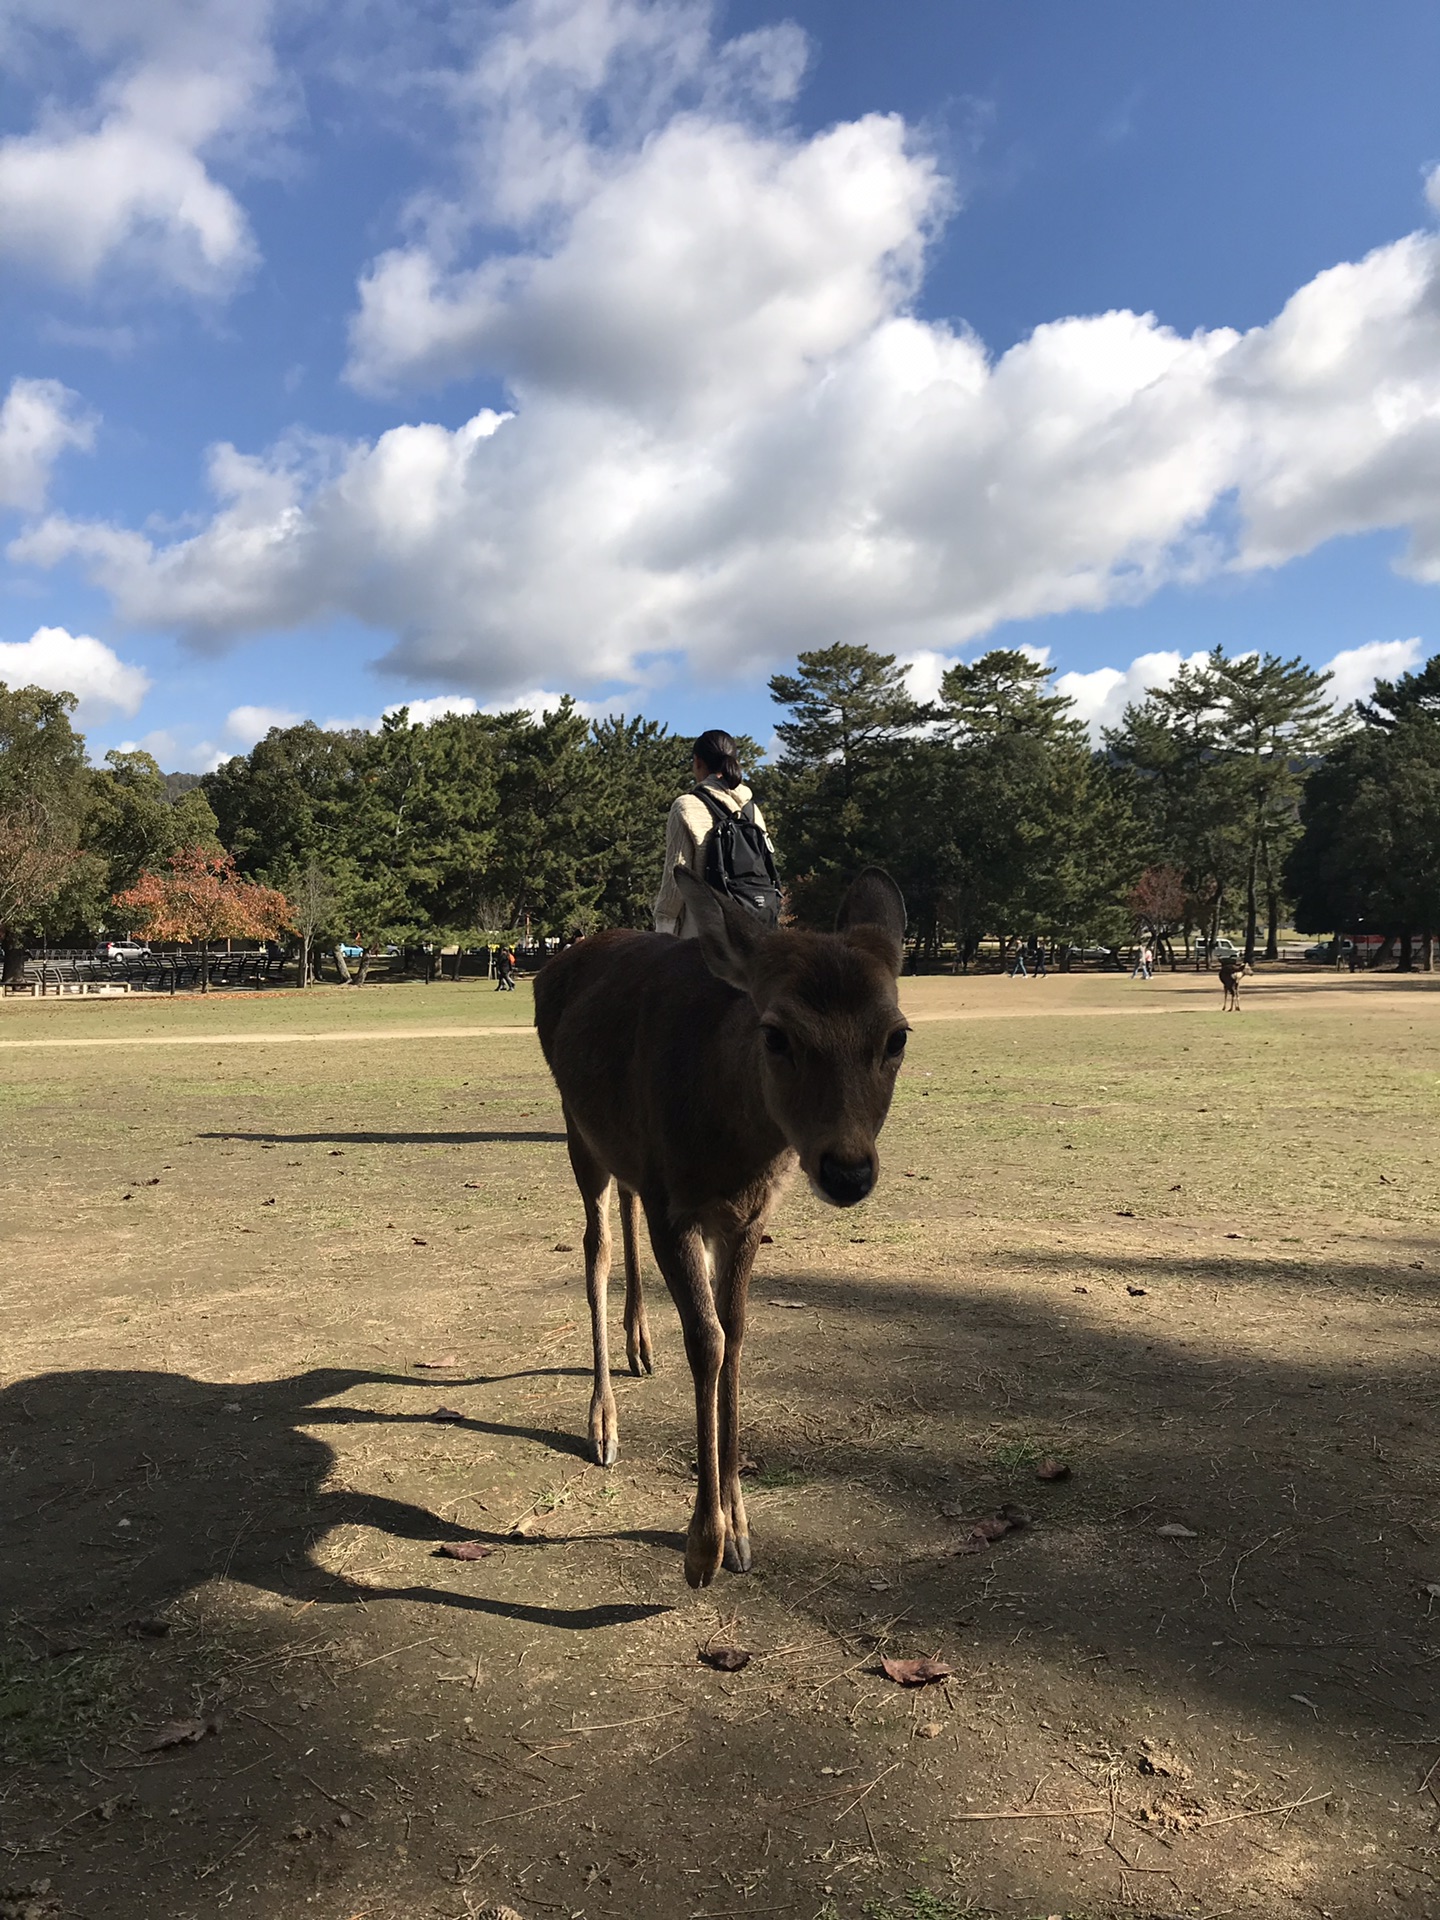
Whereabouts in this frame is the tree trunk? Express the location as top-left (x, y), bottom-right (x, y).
top-left (1423, 931), bottom-right (1434, 973)
top-left (0, 927), bottom-right (27, 988)
top-left (199, 947), bottom-right (210, 993)
top-left (1265, 887), bottom-right (1279, 962)
top-left (1396, 927), bottom-right (1414, 974)
top-left (1243, 840), bottom-right (1259, 967)
top-left (333, 942), bottom-right (351, 984)
top-left (356, 949), bottom-right (372, 986)
top-left (297, 931), bottom-right (310, 988)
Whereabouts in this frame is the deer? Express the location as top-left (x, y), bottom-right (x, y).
top-left (1219, 954), bottom-right (1245, 1010)
top-left (534, 865), bottom-right (908, 1589)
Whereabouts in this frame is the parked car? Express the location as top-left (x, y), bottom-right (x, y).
top-left (1304, 940), bottom-right (1339, 963)
top-left (94, 939), bottom-right (150, 960)
top-left (340, 942), bottom-right (365, 959)
top-left (1196, 937), bottom-right (1241, 960)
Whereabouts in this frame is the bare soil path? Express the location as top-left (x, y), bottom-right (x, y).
top-left (1, 974), bottom-right (1437, 1920)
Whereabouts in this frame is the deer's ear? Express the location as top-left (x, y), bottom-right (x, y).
top-left (675, 867), bottom-right (762, 991)
top-left (836, 868), bottom-right (906, 976)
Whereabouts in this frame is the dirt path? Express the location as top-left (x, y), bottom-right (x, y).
top-left (2, 983), bottom-right (1438, 1920)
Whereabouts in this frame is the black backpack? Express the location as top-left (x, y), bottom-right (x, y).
top-left (692, 786), bottom-right (783, 927)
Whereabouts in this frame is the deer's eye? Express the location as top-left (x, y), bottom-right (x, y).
top-left (761, 1024), bottom-right (790, 1057)
top-left (885, 1027), bottom-right (909, 1060)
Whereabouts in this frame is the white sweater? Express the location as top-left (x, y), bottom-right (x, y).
top-left (652, 779), bottom-right (772, 938)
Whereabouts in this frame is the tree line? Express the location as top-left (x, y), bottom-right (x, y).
top-left (2, 640), bottom-right (1437, 980)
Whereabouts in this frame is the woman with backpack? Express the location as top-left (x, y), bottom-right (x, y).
top-left (653, 730), bottom-right (780, 937)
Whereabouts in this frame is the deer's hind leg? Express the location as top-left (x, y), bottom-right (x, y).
top-left (564, 1117), bottom-right (620, 1468)
top-left (618, 1186), bottom-right (654, 1376)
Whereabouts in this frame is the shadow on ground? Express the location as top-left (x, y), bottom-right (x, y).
top-left (3, 1254), bottom-right (1437, 1919)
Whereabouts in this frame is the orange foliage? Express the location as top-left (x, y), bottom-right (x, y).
top-left (114, 847), bottom-right (293, 946)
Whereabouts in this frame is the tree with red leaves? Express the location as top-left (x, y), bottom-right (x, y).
top-left (1127, 864), bottom-right (1187, 970)
top-left (114, 848), bottom-right (292, 992)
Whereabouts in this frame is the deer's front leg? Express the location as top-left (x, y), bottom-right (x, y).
top-left (714, 1220), bottom-right (764, 1574)
top-left (645, 1201), bottom-right (725, 1588)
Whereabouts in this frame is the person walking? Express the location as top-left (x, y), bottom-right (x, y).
top-left (494, 945), bottom-right (517, 991)
top-left (1130, 942), bottom-right (1153, 981)
top-left (1009, 944), bottom-right (1027, 978)
top-left (1033, 940), bottom-right (1048, 979)
top-left (653, 730), bottom-right (777, 937)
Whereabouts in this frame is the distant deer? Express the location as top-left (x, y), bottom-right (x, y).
top-left (1219, 954), bottom-right (1245, 1010)
top-left (535, 866), bottom-right (908, 1588)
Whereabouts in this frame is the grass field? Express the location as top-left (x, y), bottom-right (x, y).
top-left (2, 969), bottom-right (1438, 1920)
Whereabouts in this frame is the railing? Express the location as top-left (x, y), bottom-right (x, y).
top-left (6, 951), bottom-right (282, 996)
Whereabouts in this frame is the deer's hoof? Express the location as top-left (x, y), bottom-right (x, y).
top-left (588, 1395), bottom-right (619, 1468)
top-left (627, 1348), bottom-right (655, 1377)
top-left (684, 1521), bottom-right (725, 1589)
top-left (723, 1533), bottom-right (752, 1575)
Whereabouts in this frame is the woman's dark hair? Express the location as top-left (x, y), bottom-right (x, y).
top-left (692, 729), bottom-right (743, 789)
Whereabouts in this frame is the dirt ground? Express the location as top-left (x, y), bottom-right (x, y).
top-left (1, 968), bottom-right (1438, 1920)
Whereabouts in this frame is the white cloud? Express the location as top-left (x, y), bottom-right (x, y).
top-left (0, 377), bottom-right (94, 513)
top-left (1321, 636), bottom-right (1423, 711)
top-left (117, 726), bottom-right (226, 773)
top-left (0, 623), bottom-right (150, 718)
top-left (16, 0), bottom-right (1440, 703)
top-left (1054, 650), bottom-right (1212, 741)
top-left (225, 701), bottom-right (302, 744)
top-left (0, 0), bottom-right (284, 296)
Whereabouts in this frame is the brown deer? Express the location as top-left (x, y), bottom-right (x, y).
top-left (534, 865), bottom-right (908, 1589)
top-left (1219, 954), bottom-right (1245, 1010)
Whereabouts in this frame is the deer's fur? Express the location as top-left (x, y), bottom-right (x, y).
top-left (1219, 956), bottom-right (1246, 1010)
top-left (534, 866), bottom-right (908, 1588)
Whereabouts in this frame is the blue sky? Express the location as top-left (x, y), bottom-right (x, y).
top-left (1, 0), bottom-right (1439, 768)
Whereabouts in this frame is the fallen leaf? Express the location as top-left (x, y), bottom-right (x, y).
top-left (880, 1654), bottom-right (952, 1687)
top-left (412, 1237), bottom-right (428, 1246)
top-left (1411, 1260), bottom-right (1426, 1270)
top-left (144, 1177), bottom-right (160, 1186)
top-left (431, 1407), bottom-right (466, 1424)
top-left (768, 1298), bottom-right (807, 1309)
top-left (1424, 1582), bottom-right (1440, 1599)
top-left (937, 1501), bottom-right (966, 1520)
top-left (701, 1645), bottom-right (751, 1672)
top-left (954, 1505), bottom-right (1029, 1553)
top-left (286, 1823), bottom-right (315, 1842)
top-left (1073, 1284), bottom-right (1088, 1294)
top-left (138, 1716), bottom-right (220, 1752)
top-left (552, 1243), bottom-right (574, 1252)
top-left (1156, 1522), bottom-right (1198, 1539)
top-left (1290, 1692), bottom-right (1320, 1714)
top-left (1116, 1208), bottom-right (1136, 1218)
top-left (867, 1575), bottom-right (891, 1591)
top-left (438, 1540), bottom-right (494, 1561)
top-left (1225, 1231), bottom-right (1243, 1239)
top-left (262, 1198), bottom-right (276, 1206)
top-left (464, 1181), bottom-right (481, 1189)
top-left (124, 1618), bottom-right (170, 1638)
top-left (329, 1149), bottom-right (343, 1156)
top-left (1169, 1183), bottom-right (1182, 1191)
top-left (414, 1354), bottom-right (458, 1369)
top-left (916, 1721), bottom-right (943, 1739)
top-left (1035, 1457), bottom-right (1070, 1482)
top-left (737, 1453), bottom-right (760, 1476)
top-left (759, 1233), bottom-right (774, 1244)
top-left (1126, 1284), bottom-right (1147, 1297)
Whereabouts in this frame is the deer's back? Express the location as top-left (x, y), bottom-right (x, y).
top-left (535, 930), bottom-right (768, 1204)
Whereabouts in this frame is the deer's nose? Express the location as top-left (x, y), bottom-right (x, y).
top-left (817, 1153), bottom-right (875, 1207)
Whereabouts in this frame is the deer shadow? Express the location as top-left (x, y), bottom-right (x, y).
top-left (0, 1366), bottom-right (669, 1635)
